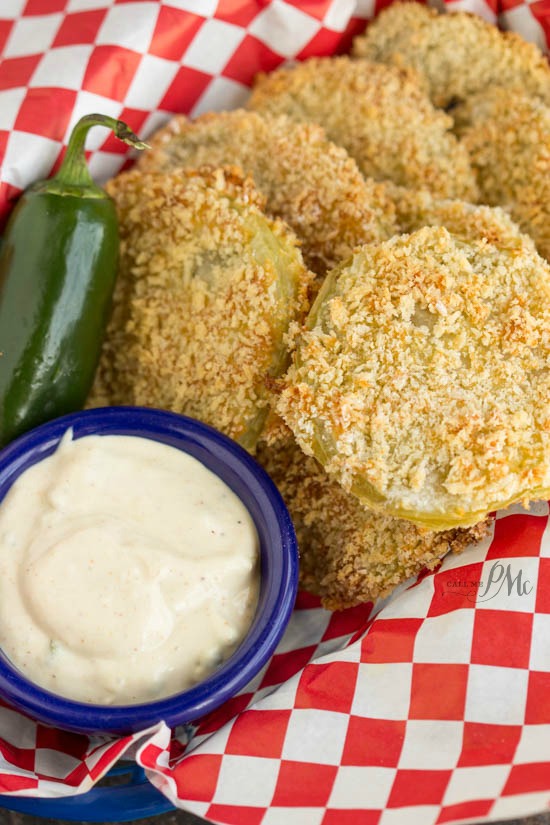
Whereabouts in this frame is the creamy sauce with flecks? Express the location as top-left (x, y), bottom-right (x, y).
top-left (0, 432), bottom-right (259, 705)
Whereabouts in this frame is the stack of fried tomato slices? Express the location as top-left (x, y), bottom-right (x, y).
top-left (91, 4), bottom-right (550, 608)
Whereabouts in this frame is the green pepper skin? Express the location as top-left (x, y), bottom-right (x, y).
top-left (0, 113), bottom-right (147, 448)
top-left (0, 188), bottom-right (118, 446)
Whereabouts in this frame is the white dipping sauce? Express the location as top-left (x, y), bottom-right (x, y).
top-left (0, 432), bottom-right (259, 705)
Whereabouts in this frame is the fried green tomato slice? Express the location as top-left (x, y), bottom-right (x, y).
top-left (248, 56), bottom-right (478, 201)
top-left (353, 2), bottom-right (550, 109)
top-left (277, 226), bottom-right (550, 529)
top-left (388, 185), bottom-right (531, 248)
top-left (137, 110), bottom-right (397, 282)
top-left (455, 88), bottom-right (550, 261)
top-left (257, 426), bottom-right (489, 610)
top-left (89, 167), bottom-right (312, 451)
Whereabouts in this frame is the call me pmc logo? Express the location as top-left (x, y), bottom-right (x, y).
top-left (445, 561), bottom-right (533, 603)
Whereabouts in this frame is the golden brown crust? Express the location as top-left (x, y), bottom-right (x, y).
top-left (455, 88), bottom-right (550, 261)
top-left (89, 167), bottom-right (312, 451)
top-left (138, 110), bottom-right (397, 281)
top-left (277, 226), bottom-right (550, 528)
top-left (257, 427), bottom-right (490, 610)
top-left (353, 2), bottom-right (550, 108)
top-left (248, 56), bottom-right (478, 201)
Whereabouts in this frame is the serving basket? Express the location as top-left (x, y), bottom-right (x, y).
top-left (0, 410), bottom-right (181, 821)
top-left (0, 763), bottom-right (173, 821)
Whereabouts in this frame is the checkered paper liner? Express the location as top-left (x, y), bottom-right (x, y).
top-left (1, 1), bottom-right (550, 823)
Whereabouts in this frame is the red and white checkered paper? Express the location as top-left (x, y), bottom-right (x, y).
top-left (1, 1), bottom-right (550, 824)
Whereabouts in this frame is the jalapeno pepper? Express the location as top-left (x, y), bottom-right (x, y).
top-left (0, 114), bottom-right (147, 447)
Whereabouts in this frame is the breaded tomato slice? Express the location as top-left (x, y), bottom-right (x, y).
top-left (248, 56), bottom-right (478, 201)
top-left (353, 2), bottom-right (550, 108)
top-left (277, 226), bottom-right (550, 529)
top-left (387, 185), bottom-right (531, 248)
top-left (456, 88), bottom-right (550, 261)
top-left (257, 426), bottom-right (489, 610)
top-left (138, 110), bottom-right (397, 282)
top-left (90, 167), bottom-right (312, 451)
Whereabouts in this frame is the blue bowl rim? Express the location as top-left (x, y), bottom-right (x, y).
top-left (0, 406), bottom-right (298, 734)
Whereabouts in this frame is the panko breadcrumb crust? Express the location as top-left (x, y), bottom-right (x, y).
top-left (137, 110), bottom-right (397, 281)
top-left (278, 226), bottom-right (550, 529)
top-left (248, 56), bottom-right (478, 201)
top-left (257, 427), bottom-right (490, 610)
top-left (455, 88), bottom-right (550, 261)
top-left (353, 2), bottom-right (550, 108)
top-left (89, 167), bottom-right (312, 451)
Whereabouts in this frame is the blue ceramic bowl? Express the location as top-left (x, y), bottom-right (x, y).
top-left (0, 407), bottom-right (298, 735)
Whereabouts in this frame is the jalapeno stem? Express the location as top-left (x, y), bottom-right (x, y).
top-left (49, 113), bottom-right (149, 192)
